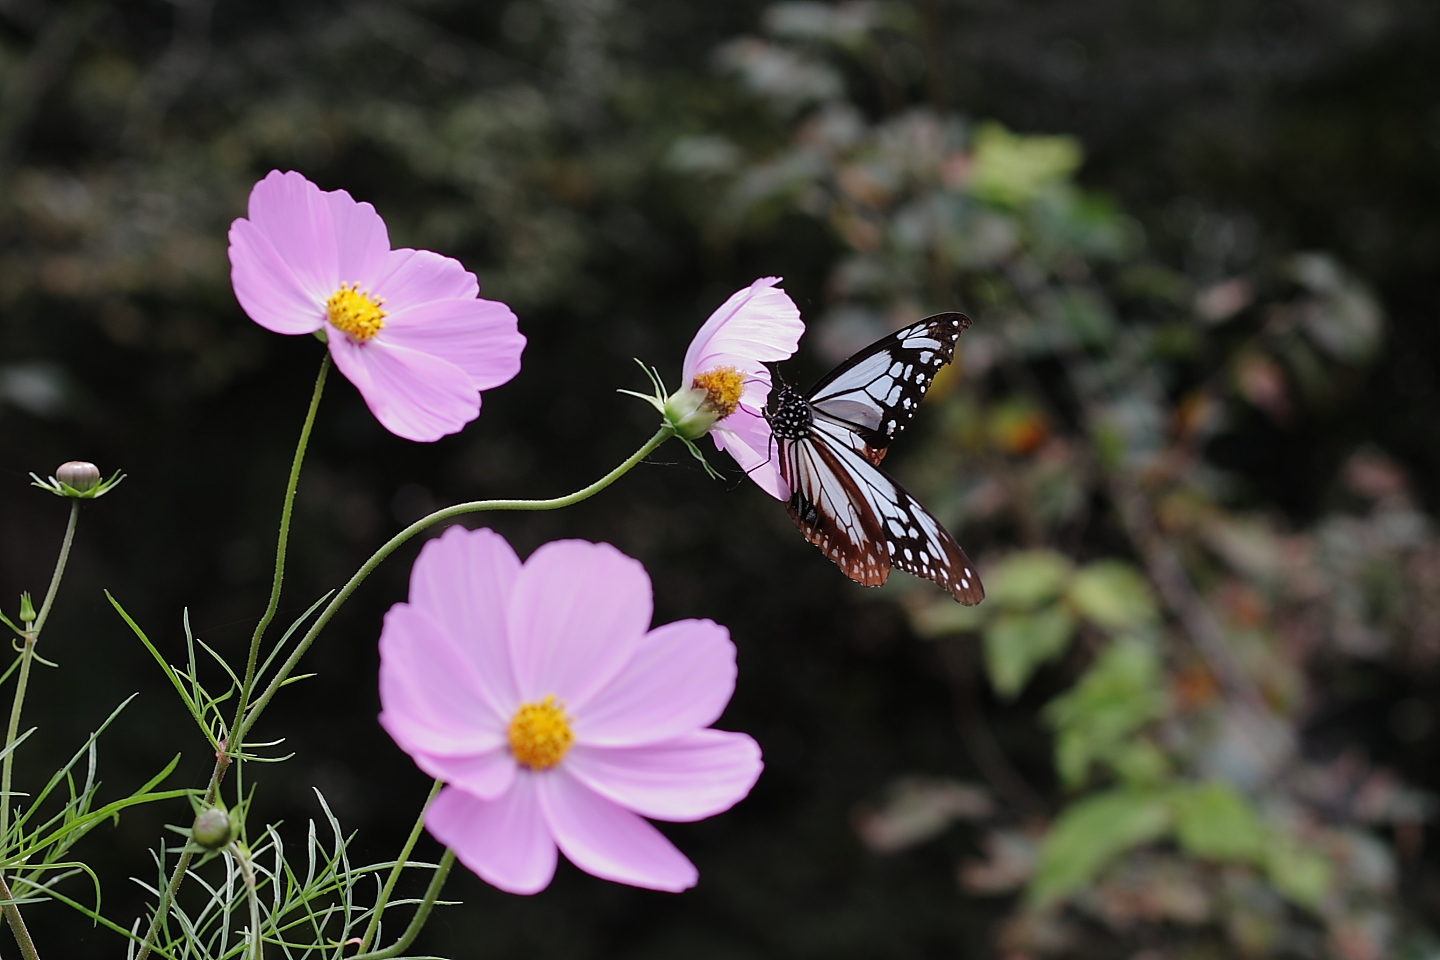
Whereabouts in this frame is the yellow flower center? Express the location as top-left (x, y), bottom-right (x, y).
top-left (691, 366), bottom-right (745, 420)
top-left (507, 695), bottom-right (574, 771)
top-left (325, 283), bottom-right (387, 341)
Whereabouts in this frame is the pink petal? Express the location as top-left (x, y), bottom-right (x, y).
top-left (406, 748), bottom-right (516, 801)
top-left (228, 217), bottom-right (325, 335)
top-left (377, 603), bottom-right (505, 752)
top-left (324, 189), bottom-right (392, 286)
top-left (327, 334), bottom-right (480, 442)
top-left (564, 729), bottom-right (762, 823)
top-left (428, 778), bottom-right (557, 895)
top-left (712, 404), bottom-right (788, 500)
top-left (384, 298), bottom-right (525, 391)
top-left (682, 277), bottom-right (804, 383)
top-left (538, 770), bottom-right (698, 892)
top-left (369, 248), bottom-right (480, 313)
top-left (506, 541), bottom-right (652, 712)
top-left (407, 526), bottom-right (522, 716)
top-left (573, 620), bottom-right (737, 746)
top-left (243, 170), bottom-right (341, 302)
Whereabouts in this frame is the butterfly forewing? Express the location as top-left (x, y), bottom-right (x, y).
top-left (807, 313), bottom-right (969, 466)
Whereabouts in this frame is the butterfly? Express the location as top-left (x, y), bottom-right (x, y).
top-left (764, 313), bottom-right (985, 605)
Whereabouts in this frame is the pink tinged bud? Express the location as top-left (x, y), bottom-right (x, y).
top-left (56, 461), bottom-right (100, 492)
top-left (192, 807), bottom-right (236, 849)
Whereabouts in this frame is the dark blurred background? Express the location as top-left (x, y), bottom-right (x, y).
top-left (1, 1), bottom-right (1438, 957)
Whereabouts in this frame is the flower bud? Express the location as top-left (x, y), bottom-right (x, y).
top-left (56, 461), bottom-right (101, 493)
top-left (17, 593), bottom-right (35, 624)
top-left (662, 386), bottom-right (719, 441)
top-left (192, 806), bottom-right (236, 849)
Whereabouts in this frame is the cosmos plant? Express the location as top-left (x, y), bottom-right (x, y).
top-left (0, 171), bottom-right (821, 960)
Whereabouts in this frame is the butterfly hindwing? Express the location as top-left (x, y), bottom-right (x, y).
top-left (807, 313), bottom-right (969, 466)
top-left (781, 434), bottom-right (890, 586)
top-left (767, 313), bottom-right (984, 605)
top-left (798, 420), bottom-right (984, 604)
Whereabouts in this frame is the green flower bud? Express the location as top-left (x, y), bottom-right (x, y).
top-left (17, 593), bottom-right (35, 624)
top-left (192, 806), bottom-right (236, 849)
top-left (663, 366), bottom-right (747, 440)
top-left (55, 461), bottom-right (101, 492)
top-left (663, 386), bottom-right (718, 441)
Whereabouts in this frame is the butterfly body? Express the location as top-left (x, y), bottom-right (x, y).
top-left (765, 313), bottom-right (985, 605)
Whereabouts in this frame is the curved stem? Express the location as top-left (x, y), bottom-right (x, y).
top-left (234, 423), bottom-right (673, 747)
top-left (231, 354), bottom-right (329, 753)
top-left (348, 848), bottom-right (456, 960)
top-left (357, 780), bottom-right (443, 953)
top-left (31, 500), bottom-right (79, 637)
top-left (137, 423), bottom-right (673, 960)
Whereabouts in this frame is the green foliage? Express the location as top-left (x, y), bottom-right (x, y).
top-left (53, 792), bottom-right (453, 960)
top-left (1263, 836), bottom-right (1335, 910)
top-left (983, 607), bottom-right (1074, 699)
top-left (1066, 562), bottom-right (1159, 631)
top-left (1171, 782), bottom-right (1267, 862)
top-left (1028, 788), bottom-right (1173, 907)
top-left (983, 550), bottom-right (1073, 610)
top-left (1046, 639), bottom-right (1169, 790)
top-left (1030, 780), bottom-right (1321, 910)
top-left (0, 698), bottom-right (192, 915)
top-left (968, 123), bottom-right (1083, 209)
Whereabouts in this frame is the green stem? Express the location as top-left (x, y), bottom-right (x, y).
top-left (348, 848), bottom-right (456, 960)
top-left (234, 422), bottom-right (673, 747)
top-left (231, 354), bottom-right (329, 754)
top-left (137, 423), bottom-right (673, 960)
top-left (30, 500), bottom-right (79, 638)
top-left (0, 498), bottom-right (78, 960)
top-left (1, 499), bottom-right (75, 840)
top-left (234, 844), bottom-right (262, 960)
top-left (0, 637), bottom-right (37, 849)
top-left (357, 780), bottom-right (443, 953)
top-left (0, 870), bottom-right (39, 960)
top-left (135, 358), bottom-right (328, 960)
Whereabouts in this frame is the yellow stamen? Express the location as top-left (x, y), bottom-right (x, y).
top-left (507, 695), bottom-right (574, 770)
top-left (326, 283), bottom-right (387, 341)
top-left (691, 366), bottom-right (745, 420)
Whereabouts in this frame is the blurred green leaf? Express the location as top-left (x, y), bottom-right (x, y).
top-left (1172, 781), bottom-right (1267, 862)
top-left (969, 122), bottom-right (1082, 208)
top-left (983, 606), bottom-right (1075, 699)
top-left (1028, 788), bottom-right (1172, 907)
top-left (1264, 837), bottom-right (1333, 910)
top-left (1068, 561), bottom-right (1159, 631)
top-left (1110, 739), bottom-right (1171, 787)
top-left (984, 550), bottom-right (1073, 609)
top-left (906, 597), bottom-right (988, 637)
top-left (1048, 639), bottom-right (1168, 788)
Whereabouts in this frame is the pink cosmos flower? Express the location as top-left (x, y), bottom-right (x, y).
top-left (378, 526), bottom-right (763, 894)
top-left (228, 170), bottom-right (525, 442)
top-left (678, 277), bottom-right (804, 499)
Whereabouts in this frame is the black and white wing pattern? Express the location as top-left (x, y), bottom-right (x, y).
top-left (807, 313), bottom-right (970, 466)
top-left (766, 313), bottom-right (984, 605)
